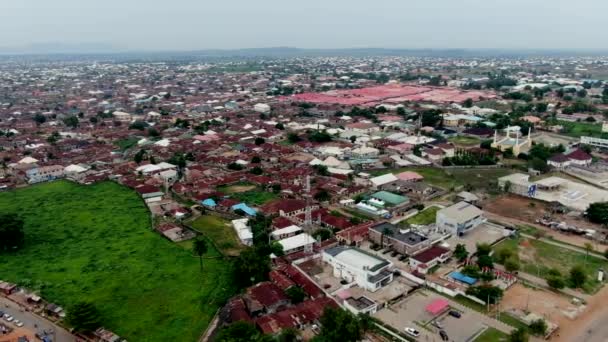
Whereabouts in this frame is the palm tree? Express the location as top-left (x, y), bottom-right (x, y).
top-left (193, 238), bottom-right (208, 271)
top-left (584, 242), bottom-right (594, 266)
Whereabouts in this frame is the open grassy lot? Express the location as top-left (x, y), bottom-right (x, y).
top-left (474, 327), bottom-right (508, 342)
top-left (0, 181), bottom-right (236, 341)
top-left (557, 120), bottom-right (608, 139)
top-left (370, 167), bottom-right (515, 191)
top-left (217, 182), bottom-right (257, 194)
top-left (448, 135), bottom-right (481, 146)
top-left (229, 189), bottom-right (278, 205)
top-left (494, 236), bottom-right (608, 294)
top-left (189, 215), bottom-right (243, 256)
top-left (404, 206), bottom-right (440, 225)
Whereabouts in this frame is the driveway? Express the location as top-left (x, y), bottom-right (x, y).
top-left (0, 297), bottom-right (76, 342)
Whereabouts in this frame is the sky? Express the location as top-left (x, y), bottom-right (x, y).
top-left (1, 0), bottom-right (606, 52)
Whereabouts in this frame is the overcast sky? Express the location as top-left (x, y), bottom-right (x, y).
top-left (1, 0), bottom-right (606, 51)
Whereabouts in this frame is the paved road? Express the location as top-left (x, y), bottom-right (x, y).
top-left (0, 297), bottom-right (76, 342)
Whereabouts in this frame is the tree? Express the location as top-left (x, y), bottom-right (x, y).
top-left (584, 242), bottom-right (594, 265)
top-left (271, 183), bottom-right (281, 194)
top-left (234, 247), bottom-right (271, 287)
top-left (63, 116), bottom-right (79, 128)
top-left (250, 166), bottom-right (264, 175)
top-left (476, 243), bottom-right (492, 257)
top-left (529, 319), bottom-right (547, 336)
top-left (215, 321), bottom-right (263, 342)
top-left (66, 302), bottom-right (102, 333)
top-left (547, 276), bottom-right (565, 289)
top-left (33, 113), bottom-right (46, 125)
top-left (275, 123), bottom-right (285, 130)
top-left (0, 214), bottom-right (25, 251)
top-left (276, 328), bottom-right (300, 342)
top-left (350, 135), bottom-right (357, 144)
top-left (227, 162), bottom-right (244, 171)
top-left (477, 254), bottom-right (494, 269)
top-left (285, 286), bottom-right (307, 304)
top-left (251, 156), bottom-right (261, 164)
top-left (129, 120), bottom-right (149, 131)
top-left (254, 137), bottom-right (266, 145)
top-left (287, 133), bottom-right (301, 143)
top-left (193, 238), bottom-right (207, 271)
top-left (312, 228), bottom-right (332, 241)
top-left (454, 244), bottom-right (469, 262)
top-left (147, 127), bottom-right (160, 137)
top-left (314, 189), bottom-right (331, 202)
top-left (463, 98), bottom-right (474, 108)
top-left (504, 257), bottom-right (520, 272)
top-left (509, 327), bottom-right (529, 342)
top-left (466, 285), bottom-right (503, 305)
top-left (134, 149), bottom-right (146, 164)
top-left (569, 265), bottom-right (587, 288)
top-left (586, 202), bottom-right (608, 224)
top-left (313, 164), bottom-right (329, 176)
top-left (314, 307), bottom-right (365, 342)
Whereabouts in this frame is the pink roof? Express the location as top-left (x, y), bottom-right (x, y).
top-left (426, 298), bottom-right (449, 315)
top-left (396, 171), bottom-right (424, 181)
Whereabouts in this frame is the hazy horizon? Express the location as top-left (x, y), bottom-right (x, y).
top-left (2, 0), bottom-right (606, 52)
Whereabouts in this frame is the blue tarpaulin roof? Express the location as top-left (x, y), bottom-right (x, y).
top-left (232, 203), bottom-right (257, 216)
top-left (201, 198), bottom-right (217, 207)
top-left (449, 271), bottom-right (477, 285)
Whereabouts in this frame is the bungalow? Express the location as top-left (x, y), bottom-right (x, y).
top-left (409, 245), bottom-right (452, 274)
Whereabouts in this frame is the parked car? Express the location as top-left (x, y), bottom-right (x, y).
top-left (4, 315), bottom-right (14, 322)
top-left (404, 327), bottom-right (420, 337)
top-left (13, 319), bottom-right (24, 327)
top-left (390, 251), bottom-right (399, 257)
top-left (448, 310), bottom-right (461, 318)
top-left (439, 330), bottom-right (449, 341)
top-left (433, 320), bottom-right (443, 329)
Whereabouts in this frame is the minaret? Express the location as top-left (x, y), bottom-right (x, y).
top-left (493, 129), bottom-right (497, 144)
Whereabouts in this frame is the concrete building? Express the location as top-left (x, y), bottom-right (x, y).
top-left (322, 246), bottom-right (393, 292)
top-left (368, 222), bottom-right (430, 255)
top-left (26, 165), bottom-right (64, 183)
top-left (436, 202), bottom-right (484, 236)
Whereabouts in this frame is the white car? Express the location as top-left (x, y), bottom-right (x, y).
top-left (4, 315), bottom-right (14, 322)
top-left (13, 319), bottom-right (24, 327)
top-left (404, 327), bottom-right (420, 337)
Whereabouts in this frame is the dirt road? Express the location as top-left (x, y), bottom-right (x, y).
top-left (556, 285), bottom-right (608, 342)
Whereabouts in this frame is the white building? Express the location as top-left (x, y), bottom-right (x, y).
top-left (254, 103), bottom-right (271, 114)
top-left (322, 246), bottom-right (393, 292)
top-left (436, 201), bottom-right (484, 236)
top-left (278, 233), bottom-right (316, 255)
top-left (231, 218), bottom-right (253, 246)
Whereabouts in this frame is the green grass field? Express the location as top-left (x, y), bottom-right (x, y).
top-left (448, 136), bottom-right (481, 146)
top-left (557, 120), bottom-right (608, 139)
top-left (404, 206), bottom-right (440, 225)
top-left (474, 327), bottom-right (508, 342)
top-left (370, 167), bottom-right (515, 191)
top-left (495, 237), bottom-right (608, 294)
top-left (189, 215), bottom-right (243, 256)
top-left (229, 189), bottom-right (278, 205)
top-left (0, 181), bottom-right (236, 341)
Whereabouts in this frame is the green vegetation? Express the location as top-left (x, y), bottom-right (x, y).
top-left (0, 181), bottom-right (236, 341)
top-left (229, 189), bottom-right (278, 205)
top-left (448, 135), bottom-right (481, 146)
top-left (556, 120), bottom-right (608, 139)
top-left (217, 182), bottom-right (257, 194)
top-left (494, 237), bottom-right (608, 293)
top-left (370, 167), bottom-right (515, 191)
top-left (474, 327), bottom-right (508, 342)
top-left (189, 214), bottom-right (243, 256)
top-left (404, 206), bottom-right (440, 225)
top-left (586, 202), bottom-right (608, 224)
top-left (115, 136), bottom-right (139, 150)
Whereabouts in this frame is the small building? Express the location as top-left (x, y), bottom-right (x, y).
top-left (368, 222), bottom-right (430, 255)
top-left (409, 246), bottom-right (452, 274)
top-left (456, 191), bottom-right (479, 204)
top-left (322, 246), bottom-right (393, 292)
top-left (278, 233), bottom-right (316, 255)
top-left (232, 218), bottom-right (253, 246)
top-left (344, 296), bottom-right (378, 315)
top-left (436, 202), bottom-right (484, 236)
top-left (491, 127), bottom-right (532, 156)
